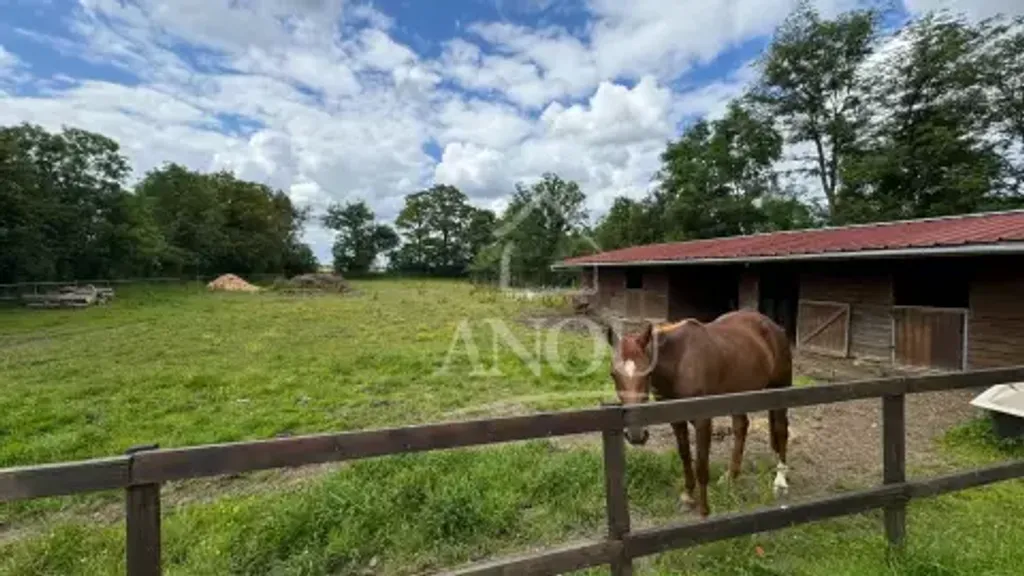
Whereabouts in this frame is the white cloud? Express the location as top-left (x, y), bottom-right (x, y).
top-left (540, 76), bottom-right (674, 145)
top-left (903, 0), bottom-right (1024, 19)
top-left (435, 76), bottom-right (675, 214)
top-left (434, 143), bottom-right (511, 197)
top-left (0, 45), bottom-right (20, 73)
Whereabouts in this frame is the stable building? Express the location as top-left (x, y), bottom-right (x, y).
top-left (554, 210), bottom-right (1024, 372)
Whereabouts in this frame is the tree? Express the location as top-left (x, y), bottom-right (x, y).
top-left (323, 200), bottom-right (398, 274)
top-left (392, 190), bottom-right (432, 274)
top-left (650, 100), bottom-right (814, 240)
top-left (839, 12), bottom-right (1006, 221)
top-left (137, 164), bottom-right (312, 276)
top-left (751, 2), bottom-right (881, 221)
top-left (484, 173), bottom-right (587, 286)
top-left (593, 197), bottom-right (662, 251)
top-left (136, 164), bottom-right (226, 275)
top-left (0, 123), bottom-right (141, 282)
top-left (977, 15), bottom-right (1024, 195)
top-left (392, 184), bottom-right (496, 276)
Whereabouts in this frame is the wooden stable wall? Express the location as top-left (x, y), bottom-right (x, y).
top-left (968, 264), bottom-right (1024, 369)
top-left (581, 255), bottom-right (1024, 371)
top-left (798, 263), bottom-right (893, 361)
top-left (590, 267), bottom-right (670, 321)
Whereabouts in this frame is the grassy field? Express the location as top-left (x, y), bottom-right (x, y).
top-left (2, 279), bottom-right (1023, 575)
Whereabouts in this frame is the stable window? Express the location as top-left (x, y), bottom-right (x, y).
top-left (893, 261), bottom-right (969, 308)
top-left (625, 268), bottom-right (644, 290)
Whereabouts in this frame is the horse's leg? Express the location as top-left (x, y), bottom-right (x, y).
top-left (694, 417), bottom-right (712, 518)
top-left (671, 421), bottom-right (696, 509)
top-left (729, 413), bottom-right (749, 480)
top-left (769, 408), bottom-right (790, 498)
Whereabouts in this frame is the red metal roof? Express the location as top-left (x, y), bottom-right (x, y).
top-left (558, 210), bottom-right (1024, 267)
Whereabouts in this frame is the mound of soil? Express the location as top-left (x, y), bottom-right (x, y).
top-left (281, 273), bottom-right (350, 293)
top-left (207, 274), bottom-right (260, 292)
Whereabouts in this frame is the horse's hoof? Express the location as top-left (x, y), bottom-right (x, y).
top-left (679, 492), bottom-right (697, 510)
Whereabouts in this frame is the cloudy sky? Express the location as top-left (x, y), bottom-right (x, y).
top-left (1, 0), bottom-right (1019, 262)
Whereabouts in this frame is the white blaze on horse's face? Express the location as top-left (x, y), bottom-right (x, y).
top-left (606, 324), bottom-right (655, 446)
top-left (612, 354), bottom-right (651, 405)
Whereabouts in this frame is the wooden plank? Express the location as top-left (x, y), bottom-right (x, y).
top-left (626, 366), bottom-right (1024, 427)
top-left (602, 429), bottom-right (632, 576)
top-left (0, 456), bottom-right (131, 503)
top-left (126, 483), bottom-right (162, 576)
top-left (133, 408), bottom-right (618, 484)
top-left (625, 485), bottom-right (904, 558)
top-left (882, 395), bottom-right (907, 549)
top-left (800, 304), bottom-right (848, 344)
top-left (797, 301), bottom-right (850, 356)
top-left (439, 540), bottom-right (618, 576)
top-left (907, 460), bottom-right (1024, 498)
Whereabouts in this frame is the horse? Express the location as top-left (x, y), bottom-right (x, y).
top-left (604, 309), bottom-right (792, 518)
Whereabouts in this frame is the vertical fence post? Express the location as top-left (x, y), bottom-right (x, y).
top-left (125, 444), bottom-right (162, 576)
top-left (882, 394), bottom-right (906, 550)
top-left (602, 428), bottom-right (633, 576)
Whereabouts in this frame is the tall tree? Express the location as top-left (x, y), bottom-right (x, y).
top-left (649, 100), bottom-right (814, 240)
top-left (840, 12), bottom-right (1006, 221)
top-left (323, 200), bottom-right (398, 274)
top-left (751, 2), bottom-right (880, 221)
top-left (137, 164), bottom-right (314, 276)
top-left (977, 15), bottom-right (1024, 195)
top-left (393, 184), bottom-right (496, 276)
top-left (483, 173), bottom-right (587, 286)
top-left (0, 123), bottom-right (139, 282)
top-left (593, 197), bottom-right (662, 251)
top-left (392, 190), bottom-right (433, 273)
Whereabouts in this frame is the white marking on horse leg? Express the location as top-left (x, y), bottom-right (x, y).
top-left (679, 491), bottom-right (696, 509)
top-left (772, 463), bottom-right (789, 498)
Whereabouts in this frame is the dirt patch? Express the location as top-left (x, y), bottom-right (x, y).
top-left (275, 273), bottom-right (351, 294)
top-left (552, 353), bottom-right (982, 500)
top-left (624, 387), bottom-right (979, 497)
top-left (207, 274), bottom-right (260, 292)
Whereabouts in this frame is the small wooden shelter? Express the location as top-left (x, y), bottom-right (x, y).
top-left (554, 210), bottom-right (1024, 372)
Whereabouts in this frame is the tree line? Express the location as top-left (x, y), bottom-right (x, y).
top-left (4, 6), bottom-right (1022, 286)
top-left (0, 124), bottom-right (317, 284)
top-left (322, 173), bottom-right (589, 286)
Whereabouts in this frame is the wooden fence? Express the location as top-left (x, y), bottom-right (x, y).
top-left (4, 368), bottom-right (1024, 575)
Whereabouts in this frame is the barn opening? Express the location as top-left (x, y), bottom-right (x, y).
top-left (892, 259), bottom-right (970, 371)
top-left (668, 266), bottom-right (739, 322)
top-left (758, 265), bottom-right (800, 343)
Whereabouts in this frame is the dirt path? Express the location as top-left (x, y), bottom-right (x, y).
top-left (630, 386), bottom-right (978, 498)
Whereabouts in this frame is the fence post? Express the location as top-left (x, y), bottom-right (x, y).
top-left (125, 444), bottom-right (162, 576)
top-left (602, 428), bottom-right (633, 576)
top-left (882, 394), bottom-right (906, 550)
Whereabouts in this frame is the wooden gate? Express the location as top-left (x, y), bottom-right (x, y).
top-left (796, 300), bottom-right (851, 356)
top-left (893, 306), bottom-right (967, 371)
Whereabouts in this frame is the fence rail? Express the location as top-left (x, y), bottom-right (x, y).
top-left (3, 367), bottom-right (1024, 575)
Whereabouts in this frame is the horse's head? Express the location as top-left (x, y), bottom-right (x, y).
top-left (605, 321), bottom-right (655, 445)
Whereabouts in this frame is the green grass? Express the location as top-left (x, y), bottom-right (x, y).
top-left (0, 280), bottom-right (610, 469)
top-left (3, 280), bottom-right (1024, 575)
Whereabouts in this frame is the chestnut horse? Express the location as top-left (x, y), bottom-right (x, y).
top-left (605, 309), bottom-right (792, 517)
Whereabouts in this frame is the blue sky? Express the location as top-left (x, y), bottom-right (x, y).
top-left (0, 0), bottom-right (1016, 262)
